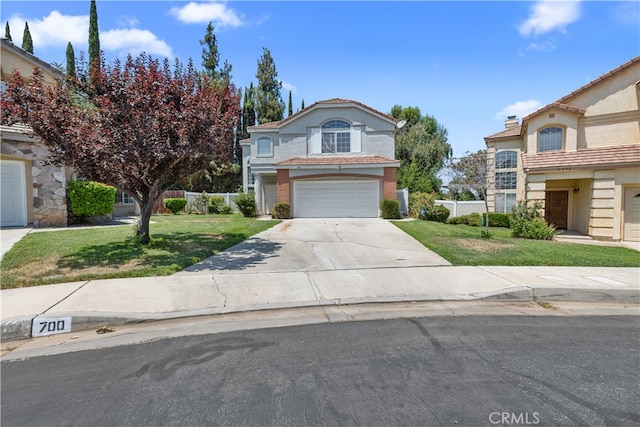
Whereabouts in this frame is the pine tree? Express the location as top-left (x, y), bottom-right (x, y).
top-left (66, 42), bottom-right (76, 77)
top-left (5, 22), bottom-right (12, 41)
top-left (301, 99), bottom-right (305, 110)
top-left (89, 0), bottom-right (100, 74)
top-left (200, 22), bottom-right (219, 80)
top-left (255, 47), bottom-right (285, 124)
top-left (242, 83), bottom-right (256, 139)
top-left (22, 22), bottom-right (33, 53)
top-left (288, 90), bottom-right (293, 117)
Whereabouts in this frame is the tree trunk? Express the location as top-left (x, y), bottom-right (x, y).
top-left (137, 200), bottom-right (154, 245)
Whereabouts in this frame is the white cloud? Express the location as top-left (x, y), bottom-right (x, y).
top-left (518, 1), bottom-right (582, 37)
top-left (526, 39), bottom-right (557, 52)
top-left (8, 11), bottom-right (89, 48)
top-left (170, 2), bottom-right (244, 27)
top-left (282, 81), bottom-right (296, 94)
top-left (102, 28), bottom-right (173, 58)
top-left (494, 100), bottom-right (543, 120)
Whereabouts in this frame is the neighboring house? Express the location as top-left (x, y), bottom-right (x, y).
top-left (242, 98), bottom-right (400, 217)
top-left (1, 38), bottom-right (70, 228)
top-left (485, 56), bottom-right (640, 242)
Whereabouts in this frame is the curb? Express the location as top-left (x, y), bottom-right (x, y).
top-left (3, 287), bottom-right (638, 341)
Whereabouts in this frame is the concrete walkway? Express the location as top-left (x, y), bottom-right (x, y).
top-left (1, 219), bottom-right (639, 341)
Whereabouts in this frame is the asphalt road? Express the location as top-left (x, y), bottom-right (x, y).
top-left (2, 316), bottom-right (638, 427)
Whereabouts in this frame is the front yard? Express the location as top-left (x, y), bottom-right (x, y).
top-left (0, 215), bottom-right (280, 289)
top-left (393, 220), bottom-right (640, 267)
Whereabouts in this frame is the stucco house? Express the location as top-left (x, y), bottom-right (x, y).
top-left (485, 56), bottom-right (640, 242)
top-left (1, 38), bottom-right (71, 228)
top-left (241, 99), bottom-right (400, 218)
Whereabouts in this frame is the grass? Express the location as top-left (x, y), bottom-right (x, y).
top-left (393, 220), bottom-right (640, 267)
top-left (1, 214), bottom-right (280, 289)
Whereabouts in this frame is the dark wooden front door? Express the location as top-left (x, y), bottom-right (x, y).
top-left (545, 191), bottom-right (568, 229)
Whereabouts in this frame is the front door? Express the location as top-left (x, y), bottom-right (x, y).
top-left (545, 191), bottom-right (568, 229)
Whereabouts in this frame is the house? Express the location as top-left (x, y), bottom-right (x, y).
top-left (1, 38), bottom-right (70, 228)
top-left (241, 99), bottom-right (400, 217)
top-left (485, 56), bottom-right (640, 242)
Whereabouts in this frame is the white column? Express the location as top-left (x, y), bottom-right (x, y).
top-left (254, 174), bottom-right (264, 214)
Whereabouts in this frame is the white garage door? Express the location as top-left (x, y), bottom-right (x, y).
top-left (623, 187), bottom-right (640, 242)
top-left (1, 160), bottom-right (28, 227)
top-left (293, 180), bottom-right (379, 218)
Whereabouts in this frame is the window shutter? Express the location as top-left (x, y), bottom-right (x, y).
top-left (310, 127), bottom-right (321, 153)
top-left (350, 125), bottom-right (361, 153)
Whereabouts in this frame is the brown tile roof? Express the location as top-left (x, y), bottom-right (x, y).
top-left (248, 98), bottom-right (397, 131)
top-left (522, 144), bottom-right (640, 172)
top-left (276, 155), bottom-right (399, 167)
top-left (485, 125), bottom-right (522, 141)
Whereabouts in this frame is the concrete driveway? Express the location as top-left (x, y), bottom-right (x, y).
top-left (179, 218), bottom-right (450, 274)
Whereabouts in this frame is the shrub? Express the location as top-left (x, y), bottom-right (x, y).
top-left (408, 192), bottom-right (437, 219)
top-left (445, 215), bottom-right (468, 225)
top-left (68, 180), bottom-right (116, 218)
top-left (483, 212), bottom-right (512, 228)
top-left (208, 196), bottom-right (226, 214)
top-left (446, 212), bottom-right (481, 226)
top-left (164, 198), bottom-right (187, 215)
top-left (271, 202), bottom-right (291, 219)
top-left (191, 191), bottom-right (209, 214)
top-left (509, 200), bottom-right (556, 240)
top-left (380, 198), bottom-right (402, 219)
top-left (421, 204), bottom-right (450, 222)
top-left (218, 205), bottom-right (233, 215)
top-left (466, 212), bottom-right (482, 227)
top-left (234, 192), bottom-right (257, 217)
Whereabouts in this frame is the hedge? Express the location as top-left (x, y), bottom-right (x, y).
top-left (68, 180), bottom-right (116, 218)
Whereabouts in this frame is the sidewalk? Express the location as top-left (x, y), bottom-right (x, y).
top-left (2, 265), bottom-right (638, 340)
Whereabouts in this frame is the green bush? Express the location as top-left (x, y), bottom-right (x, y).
top-left (509, 200), bottom-right (556, 240)
top-left (164, 198), bottom-right (187, 215)
top-left (218, 205), bottom-right (233, 214)
top-left (380, 198), bottom-right (402, 219)
top-left (208, 196), bottom-right (226, 214)
top-left (408, 192), bottom-right (437, 219)
top-left (271, 202), bottom-right (291, 219)
top-left (483, 212), bottom-right (512, 228)
top-left (466, 212), bottom-right (482, 226)
top-left (445, 212), bottom-right (482, 226)
top-left (68, 180), bottom-right (116, 218)
top-left (421, 204), bottom-right (450, 222)
top-left (445, 215), bottom-right (468, 225)
top-left (190, 191), bottom-right (209, 214)
top-left (234, 192), bottom-right (257, 217)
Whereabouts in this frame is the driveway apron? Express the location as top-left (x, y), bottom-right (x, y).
top-left (178, 218), bottom-right (450, 274)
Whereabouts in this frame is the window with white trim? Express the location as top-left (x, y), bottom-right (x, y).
top-left (538, 127), bottom-right (563, 152)
top-left (257, 137), bottom-right (273, 157)
top-left (495, 193), bottom-right (517, 213)
top-left (321, 120), bottom-right (351, 153)
top-left (115, 190), bottom-right (134, 205)
top-left (494, 150), bottom-right (517, 213)
top-left (495, 150), bottom-right (517, 169)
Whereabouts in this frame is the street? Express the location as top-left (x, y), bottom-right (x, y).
top-left (2, 315), bottom-right (639, 426)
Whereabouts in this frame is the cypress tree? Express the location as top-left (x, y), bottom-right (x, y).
top-left (200, 22), bottom-right (219, 80)
top-left (66, 42), bottom-right (76, 77)
top-left (22, 22), bottom-right (33, 53)
top-left (255, 47), bottom-right (285, 124)
top-left (242, 83), bottom-right (256, 139)
top-left (89, 0), bottom-right (100, 73)
top-left (301, 99), bottom-right (305, 110)
top-left (288, 90), bottom-right (293, 117)
top-left (5, 22), bottom-right (12, 41)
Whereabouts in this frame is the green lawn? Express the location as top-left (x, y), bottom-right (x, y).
top-left (393, 220), bottom-right (640, 267)
top-left (1, 215), bottom-right (280, 289)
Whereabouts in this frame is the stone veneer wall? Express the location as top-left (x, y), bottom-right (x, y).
top-left (1, 139), bottom-right (68, 227)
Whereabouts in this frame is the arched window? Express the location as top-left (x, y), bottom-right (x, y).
top-left (495, 150), bottom-right (517, 169)
top-left (321, 120), bottom-right (351, 153)
top-left (257, 137), bottom-right (273, 156)
top-left (538, 127), bottom-right (563, 152)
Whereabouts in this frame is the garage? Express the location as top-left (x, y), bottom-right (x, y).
top-left (623, 187), bottom-right (640, 242)
top-left (1, 160), bottom-right (28, 227)
top-left (293, 180), bottom-right (379, 218)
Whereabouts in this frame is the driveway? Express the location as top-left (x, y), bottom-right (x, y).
top-left (179, 218), bottom-right (451, 274)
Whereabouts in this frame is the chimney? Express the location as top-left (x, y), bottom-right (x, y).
top-left (505, 115), bottom-right (519, 129)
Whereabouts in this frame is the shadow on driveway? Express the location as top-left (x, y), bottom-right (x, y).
top-left (180, 238), bottom-right (284, 272)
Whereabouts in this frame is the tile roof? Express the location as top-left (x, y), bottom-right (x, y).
top-left (522, 144), bottom-right (640, 172)
top-left (276, 155), bottom-right (399, 167)
top-left (522, 102), bottom-right (586, 122)
top-left (248, 98), bottom-right (397, 131)
top-left (485, 125), bottom-right (522, 141)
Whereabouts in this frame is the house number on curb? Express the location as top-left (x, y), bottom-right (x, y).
top-left (31, 317), bottom-right (72, 337)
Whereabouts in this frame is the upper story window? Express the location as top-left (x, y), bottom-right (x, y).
top-left (321, 120), bottom-right (351, 153)
top-left (495, 150), bottom-right (517, 169)
top-left (257, 137), bottom-right (273, 157)
top-left (538, 127), bottom-right (563, 152)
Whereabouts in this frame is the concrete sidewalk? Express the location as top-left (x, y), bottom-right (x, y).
top-left (2, 265), bottom-right (639, 340)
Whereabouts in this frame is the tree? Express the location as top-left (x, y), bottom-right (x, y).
top-left (22, 22), bottom-right (33, 53)
top-left (288, 90), bottom-right (293, 117)
top-left (391, 106), bottom-right (451, 194)
top-left (301, 99), bottom-right (305, 110)
top-left (1, 53), bottom-right (240, 244)
top-left (5, 21), bottom-right (12, 41)
top-left (448, 150), bottom-right (492, 233)
top-left (66, 42), bottom-right (76, 78)
top-left (200, 22), bottom-right (219, 80)
top-left (242, 83), bottom-right (256, 139)
top-left (255, 47), bottom-right (285, 124)
top-left (89, 0), bottom-right (100, 74)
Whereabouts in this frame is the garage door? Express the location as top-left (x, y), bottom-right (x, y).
top-left (623, 187), bottom-right (640, 242)
top-left (293, 180), bottom-right (379, 218)
top-left (1, 160), bottom-right (28, 227)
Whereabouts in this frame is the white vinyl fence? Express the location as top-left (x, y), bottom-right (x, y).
top-left (435, 200), bottom-right (485, 217)
top-left (184, 191), bottom-right (240, 213)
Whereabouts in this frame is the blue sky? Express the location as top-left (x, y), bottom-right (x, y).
top-left (2, 1), bottom-right (639, 158)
